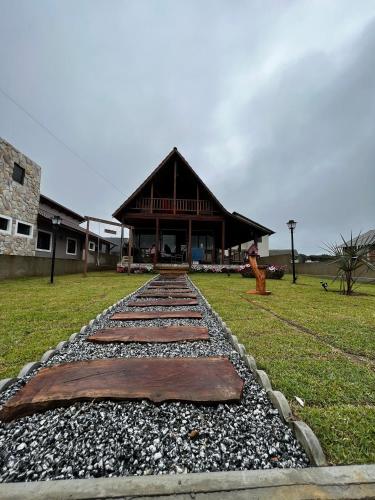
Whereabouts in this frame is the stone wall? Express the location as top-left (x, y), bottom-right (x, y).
top-left (0, 138), bottom-right (41, 256)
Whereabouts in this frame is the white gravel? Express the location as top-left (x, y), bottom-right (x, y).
top-left (0, 276), bottom-right (309, 482)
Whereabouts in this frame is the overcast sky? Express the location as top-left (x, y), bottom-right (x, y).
top-left (1, 1), bottom-right (374, 253)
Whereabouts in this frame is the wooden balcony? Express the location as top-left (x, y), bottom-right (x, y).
top-left (133, 198), bottom-right (214, 215)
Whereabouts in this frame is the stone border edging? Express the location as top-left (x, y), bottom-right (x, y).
top-left (1, 464), bottom-right (374, 499)
top-left (0, 274), bottom-right (157, 396)
top-left (187, 276), bottom-right (327, 467)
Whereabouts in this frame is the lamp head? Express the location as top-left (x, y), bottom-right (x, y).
top-left (52, 215), bottom-right (62, 226)
top-left (287, 219), bottom-right (297, 230)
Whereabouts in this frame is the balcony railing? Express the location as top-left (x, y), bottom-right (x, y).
top-left (134, 198), bottom-right (214, 214)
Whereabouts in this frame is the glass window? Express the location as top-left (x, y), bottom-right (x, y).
top-left (12, 163), bottom-right (25, 185)
top-left (66, 238), bottom-right (77, 255)
top-left (89, 241), bottom-right (96, 251)
top-left (0, 216), bottom-right (11, 233)
top-left (139, 234), bottom-right (155, 249)
top-left (16, 221), bottom-right (32, 237)
top-left (36, 230), bottom-right (52, 251)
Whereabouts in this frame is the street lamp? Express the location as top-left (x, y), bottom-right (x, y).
top-left (50, 215), bottom-right (61, 284)
top-left (287, 219), bottom-right (297, 284)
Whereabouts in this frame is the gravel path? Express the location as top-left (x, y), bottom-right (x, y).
top-left (0, 276), bottom-right (308, 482)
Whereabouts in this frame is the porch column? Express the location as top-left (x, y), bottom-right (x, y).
top-left (221, 220), bottom-right (225, 265)
top-left (188, 218), bottom-right (192, 268)
top-left (229, 247), bottom-right (232, 265)
top-left (155, 218), bottom-right (159, 264)
top-left (127, 227), bottom-right (133, 275)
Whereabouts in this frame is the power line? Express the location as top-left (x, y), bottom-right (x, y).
top-left (0, 86), bottom-right (126, 196)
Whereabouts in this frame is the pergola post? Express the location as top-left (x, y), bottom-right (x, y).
top-left (84, 218), bottom-right (89, 276)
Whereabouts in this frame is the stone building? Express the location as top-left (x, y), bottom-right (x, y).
top-left (0, 138), bottom-right (41, 256)
top-left (0, 138), bottom-right (116, 264)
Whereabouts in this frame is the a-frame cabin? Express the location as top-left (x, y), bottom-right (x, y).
top-left (113, 148), bottom-right (273, 268)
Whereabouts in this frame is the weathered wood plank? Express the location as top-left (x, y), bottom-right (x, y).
top-left (139, 291), bottom-right (197, 298)
top-left (111, 311), bottom-right (203, 320)
top-left (149, 284), bottom-right (190, 289)
top-left (127, 299), bottom-right (198, 307)
top-left (0, 358), bottom-right (244, 421)
top-left (87, 326), bottom-right (209, 343)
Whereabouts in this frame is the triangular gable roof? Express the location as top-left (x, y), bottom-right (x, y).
top-left (113, 147), bottom-right (274, 236)
top-left (113, 147), bottom-right (229, 219)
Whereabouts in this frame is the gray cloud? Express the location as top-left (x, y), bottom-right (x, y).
top-left (1, 0), bottom-right (374, 252)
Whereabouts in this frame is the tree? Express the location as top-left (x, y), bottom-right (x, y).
top-left (325, 232), bottom-right (375, 295)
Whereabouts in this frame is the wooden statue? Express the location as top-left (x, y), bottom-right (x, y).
top-left (246, 239), bottom-right (271, 296)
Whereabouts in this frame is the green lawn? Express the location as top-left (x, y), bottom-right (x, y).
top-left (0, 272), bottom-right (154, 379)
top-left (190, 273), bottom-right (375, 465)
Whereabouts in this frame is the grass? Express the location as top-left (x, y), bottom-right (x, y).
top-left (190, 273), bottom-right (375, 465)
top-left (0, 271), bottom-right (154, 379)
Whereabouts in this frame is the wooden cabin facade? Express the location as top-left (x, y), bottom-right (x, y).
top-left (113, 148), bottom-right (273, 268)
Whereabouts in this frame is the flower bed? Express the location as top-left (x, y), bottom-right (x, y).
top-left (190, 264), bottom-right (241, 273)
top-left (239, 264), bottom-right (286, 279)
top-left (117, 264), bottom-right (154, 274)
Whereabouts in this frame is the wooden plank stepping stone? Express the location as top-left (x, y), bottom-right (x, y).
top-left (87, 326), bottom-right (209, 343)
top-left (111, 311), bottom-right (202, 320)
top-left (149, 284), bottom-right (190, 289)
top-left (127, 299), bottom-right (198, 307)
top-left (139, 291), bottom-right (196, 298)
top-left (0, 357), bottom-right (244, 421)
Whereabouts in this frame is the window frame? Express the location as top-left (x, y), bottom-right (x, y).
top-left (0, 214), bottom-right (12, 235)
top-left (36, 229), bottom-right (52, 252)
top-left (15, 219), bottom-right (33, 239)
top-left (12, 163), bottom-right (25, 185)
top-left (66, 237), bottom-right (78, 256)
top-left (88, 241), bottom-right (96, 251)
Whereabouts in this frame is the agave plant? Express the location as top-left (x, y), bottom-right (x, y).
top-left (325, 232), bottom-right (375, 295)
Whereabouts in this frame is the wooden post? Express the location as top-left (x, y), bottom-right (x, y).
top-left (84, 218), bottom-right (89, 276)
top-left (221, 220), bottom-right (225, 265)
top-left (196, 184), bottom-right (199, 215)
top-left (120, 225), bottom-right (124, 261)
top-left (155, 218), bottom-right (159, 264)
top-left (173, 160), bottom-right (177, 215)
top-left (188, 218), bottom-right (192, 268)
top-left (127, 227), bottom-right (132, 275)
top-left (229, 247), bottom-right (232, 265)
top-left (150, 182), bottom-right (154, 214)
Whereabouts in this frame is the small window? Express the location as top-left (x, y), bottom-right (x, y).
top-left (89, 241), bottom-right (96, 251)
top-left (12, 163), bottom-right (25, 185)
top-left (36, 230), bottom-right (52, 252)
top-left (0, 214), bottom-right (12, 234)
top-left (16, 220), bottom-right (33, 238)
top-left (66, 237), bottom-right (77, 255)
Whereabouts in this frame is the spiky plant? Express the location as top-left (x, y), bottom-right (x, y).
top-left (325, 232), bottom-right (375, 295)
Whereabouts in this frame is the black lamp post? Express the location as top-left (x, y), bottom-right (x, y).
top-left (50, 215), bottom-right (61, 284)
top-left (287, 219), bottom-right (297, 284)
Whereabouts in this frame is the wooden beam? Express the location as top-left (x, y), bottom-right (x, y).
top-left (84, 218), bottom-right (90, 276)
top-left (125, 213), bottom-right (225, 222)
top-left (173, 160), bottom-right (177, 215)
top-left (188, 218), bottom-right (192, 268)
top-left (196, 185), bottom-right (199, 215)
top-left (150, 182), bottom-right (154, 214)
top-left (221, 220), bottom-right (225, 265)
top-left (84, 216), bottom-right (124, 227)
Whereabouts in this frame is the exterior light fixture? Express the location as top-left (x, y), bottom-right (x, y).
top-left (286, 219), bottom-right (297, 284)
top-left (50, 215), bottom-right (62, 284)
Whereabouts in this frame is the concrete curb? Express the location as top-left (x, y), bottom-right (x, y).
top-left (1, 464), bottom-right (374, 499)
top-left (187, 275), bottom-right (327, 467)
top-left (0, 378), bottom-right (19, 394)
top-left (40, 349), bottom-right (56, 363)
top-left (17, 362), bottom-right (41, 378)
